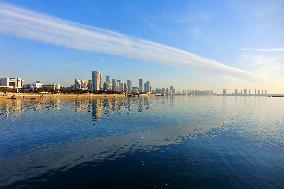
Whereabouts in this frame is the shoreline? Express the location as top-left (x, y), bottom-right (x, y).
top-left (0, 93), bottom-right (153, 100)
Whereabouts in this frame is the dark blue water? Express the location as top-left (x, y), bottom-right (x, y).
top-left (0, 96), bottom-right (284, 189)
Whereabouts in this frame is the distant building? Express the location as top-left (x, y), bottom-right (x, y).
top-left (123, 83), bottom-right (127, 92)
top-left (75, 79), bottom-right (89, 90)
top-left (144, 81), bottom-right (150, 93)
top-left (116, 80), bottom-right (123, 92)
top-left (23, 84), bottom-right (34, 90)
top-left (244, 89), bottom-right (247, 96)
top-left (139, 79), bottom-right (144, 93)
top-left (23, 80), bottom-right (43, 90)
top-left (166, 88), bottom-right (169, 95)
top-left (106, 76), bottom-right (110, 83)
top-left (92, 71), bottom-right (102, 91)
top-left (155, 88), bottom-right (165, 95)
top-left (0, 77), bottom-right (23, 89)
top-left (112, 79), bottom-right (116, 91)
top-left (234, 89), bottom-right (238, 95)
top-left (103, 82), bottom-right (112, 91)
top-left (88, 80), bottom-right (93, 91)
top-left (170, 86), bottom-right (175, 95)
top-left (223, 89), bottom-right (227, 96)
top-left (34, 81), bottom-right (43, 89)
top-left (131, 87), bottom-right (139, 94)
top-left (42, 84), bottom-right (61, 91)
top-left (127, 80), bottom-right (132, 93)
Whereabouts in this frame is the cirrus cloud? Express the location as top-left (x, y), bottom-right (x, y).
top-left (0, 2), bottom-right (265, 82)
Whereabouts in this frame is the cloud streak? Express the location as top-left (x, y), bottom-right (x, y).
top-left (240, 48), bottom-right (284, 52)
top-left (0, 3), bottom-right (263, 81)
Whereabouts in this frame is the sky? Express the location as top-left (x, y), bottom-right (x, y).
top-left (0, 0), bottom-right (283, 93)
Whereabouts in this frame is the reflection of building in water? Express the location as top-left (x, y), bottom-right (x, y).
top-left (74, 100), bottom-right (90, 112)
top-left (0, 100), bottom-right (23, 117)
top-left (144, 97), bottom-right (150, 110)
top-left (138, 98), bottom-right (143, 112)
top-left (0, 97), bottom-right (153, 121)
top-left (92, 100), bottom-right (103, 121)
top-left (48, 100), bottom-right (61, 110)
top-left (101, 99), bottom-right (111, 115)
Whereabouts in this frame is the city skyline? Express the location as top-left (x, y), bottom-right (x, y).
top-left (0, 1), bottom-right (284, 93)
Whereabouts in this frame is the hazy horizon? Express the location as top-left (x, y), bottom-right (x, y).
top-left (0, 0), bottom-right (283, 93)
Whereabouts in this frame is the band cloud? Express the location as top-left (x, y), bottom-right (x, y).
top-left (0, 3), bottom-right (263, 81)
top-left (240, 48), bottom-right (284, 52)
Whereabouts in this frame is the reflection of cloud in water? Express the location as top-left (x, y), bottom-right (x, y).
top-left (0, 121), bottom-right (222, 187)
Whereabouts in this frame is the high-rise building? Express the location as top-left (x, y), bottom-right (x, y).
top-left (75, 79), bottom-right (89, 90)
top-left (92, 71), bottom-right (102, 91)
top-left (234, 89), bottom-right (238, 95)
top-left (103, 82), bottom-right (112, 91)
top-left (223, 89), bottom-right (226, 96)
top-left (112, 79), bottom-right (116, 91)
top-left (166, 88), bottom-right (170, 95)
top-left (116, 80), bottom-right (123, 92)
top-left (75, 79), bottom-right (81, 89)
top-left (127, 80), bottom-right (132, 93)
top-left (139, 79), bottom-right (143, 93)
top-left (170, 86), bottom-right (175, 95)
top-left (88, 80), bottom-right (93, 91)
top-left (106, 76), bottom-right (110, 83)
top-left (144, 81), bottom-right (150, 93)
top-left (244, 89), bottom-right (247, 96)
top-left (123, 83), bottom-right (127, 92)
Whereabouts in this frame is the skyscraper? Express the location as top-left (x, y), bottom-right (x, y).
top-left (112, 79), bottom-right (116, 91)
top-left (106, 76), bottom-right (110, 83)
top-left (116, 80), bottom-right (122, 92)
top-left (144, 81), bottom-right (150, 93)
top-left (88, 80), bottom-right (93, 91)
top-left (139, 79), bottom-right (143, 93)
top-left (223, 89), bottom-right (227, 96)
top-left (170, 86), bottom-right (175, 95)
top-left (92, 71), bottom-right (102, 91)
top-left (127, 80), bottom-right (132, 93)
top-left (75, 79), bottom-right (89, 90)
top-left (235, 89), bottom-right (238, 95)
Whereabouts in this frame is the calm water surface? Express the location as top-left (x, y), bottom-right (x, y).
top-left (0, 96), bottom-right (284, 189)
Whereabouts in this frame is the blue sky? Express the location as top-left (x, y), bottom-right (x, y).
top-left (0, 0), bottom-right (284, 93)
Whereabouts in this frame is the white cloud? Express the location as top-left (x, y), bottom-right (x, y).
top-left (0, 3), bottom-right (264, 82)
top-left (240, 48), bottom-right (284, 52)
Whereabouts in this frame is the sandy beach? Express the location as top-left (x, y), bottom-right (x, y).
top-left (0, 93), bottom-right (152, 100)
